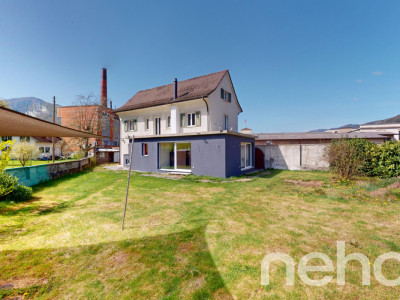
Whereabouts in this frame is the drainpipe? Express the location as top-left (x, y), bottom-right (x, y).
top-left (202, 96), bottom-right (209, 131)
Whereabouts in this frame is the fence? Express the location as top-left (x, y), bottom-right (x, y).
top-left (5, 158), bottom-right (91, 187)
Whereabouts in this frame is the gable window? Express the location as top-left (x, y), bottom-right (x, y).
top-left (240, 142), bottom-right (253, 169)
top-left (145, 118), bottom-right (150, 131)
top-left (142, 143), bottom-right (148, 156)
top-left (220, 88), bottom-right (231, 102)
top-left (167, 116), bottom-right (171, 128)
top-left (224, 115), bottom-right (229, 130)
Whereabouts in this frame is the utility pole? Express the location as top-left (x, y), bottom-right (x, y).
top-left (52, 96), bottom-right (56, 163)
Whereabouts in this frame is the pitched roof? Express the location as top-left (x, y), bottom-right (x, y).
top-left (255, 132), bottom-right (390, 140)
top-left (114, 70), bottom-right (229, 112)
top-left (33, 136), bottom-right (61, 143)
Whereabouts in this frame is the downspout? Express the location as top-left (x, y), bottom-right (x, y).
top-left (202, 96), bottom-right (209, 131)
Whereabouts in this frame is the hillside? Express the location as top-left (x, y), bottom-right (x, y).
top-left (365, 114), bottom-right (400, 125)
top-left (5, 97), bottom-right (61, 124)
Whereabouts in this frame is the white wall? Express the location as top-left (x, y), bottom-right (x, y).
top-left (207, 73), bottom-right (241, 132)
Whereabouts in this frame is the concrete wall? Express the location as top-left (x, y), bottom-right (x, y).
top-left (124, 134), bottom-right (254, 178)
top-left (257, 144), bottom-right (329, 171)
top-left (5, 158), bottom-right (90, 187)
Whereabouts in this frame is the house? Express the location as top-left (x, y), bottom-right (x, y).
top-left (1, 136), bottom-right (62, 159)
top-left (355, 123), bottom-right (400, 141)
top-left (114, 70), bottom-right (255, 178)
top-left (57, 68), bottom-right (120, 157)
top-left (253, 131), bottom-right (391, 170)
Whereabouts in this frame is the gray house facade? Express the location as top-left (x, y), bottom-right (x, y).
top-left (123, 132), bottom-right (255, 178)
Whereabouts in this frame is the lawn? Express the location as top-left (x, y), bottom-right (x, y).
top-left (0, 167), bottom-right (399, 299)
top-left (6, 159), bottom-right (73, 169)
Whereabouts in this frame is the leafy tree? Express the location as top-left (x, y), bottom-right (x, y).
top-left (324, 138), bottom-right (373, 179)
top-left (0, 98), bottom-right (10, 109)
top-left (0, 140), bottom-right (15, 171)
top-left (11, 142), bottom-right (39, 167)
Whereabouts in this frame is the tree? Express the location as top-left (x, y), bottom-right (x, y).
top-left (0, 140), bottom-right (15, 171)
top-left (70, 93), bottom-right (103, 157)
top-left (0, 98), bottom-right (10, 109)
top-left (11, 142), bottom-right (39, 167)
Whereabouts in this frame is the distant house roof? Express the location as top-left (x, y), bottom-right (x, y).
top-left (255, 132), bottom-right (390, 141)
top-left (115, 70), bottom-right (241, 112)
top-left (33, 137), bottom-right (61, 143)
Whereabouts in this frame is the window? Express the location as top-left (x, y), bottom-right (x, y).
top-left (129, 119), bottom-right (137, 131)
top-left (142, 143), bottom-right (148, 156)
top-left (45, 147), bottom-right (50, 153)
top-left (1, 136), bottom-right (12, 142)
top-left (39, 147), bottom-right (44, 153)
top-left (100, 152), bottom-right (105, 158)
top-left (224, 115), bottom-right (229, 130)
top-left (124, 121), bottom-right (128, 132)
top-left (220, 88), bottom-right (231, 102)
top-left (20, 136), bottom-right (30, 142)
top-left (159, 142), bottom-right (191, 171)
top-left (240, 142), bottom-right (253, 169)
top-left (187, 113), bottom-right (196, 127)
top-left (145, 118), bottom-right (150, 131)
top-left (183, 112), bottom-right (201, 127)
top-left (154, 117), bottom-right (161, 135)
top-left (167, 116), bottom-right (171, 128)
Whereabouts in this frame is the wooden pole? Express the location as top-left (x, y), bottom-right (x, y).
top-left (122, 137), bottom-right (134, 230)
top-left (52, 96), bottom-right (56, 163)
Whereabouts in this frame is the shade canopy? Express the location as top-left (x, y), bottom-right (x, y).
top-left (0, 107), bottom-right (103, 138)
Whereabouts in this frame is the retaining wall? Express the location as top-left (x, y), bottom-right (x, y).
top-left (5, 158), bottom-right (91, 187)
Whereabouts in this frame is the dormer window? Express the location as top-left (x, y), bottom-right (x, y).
top-left (220, 88), bottom-right (231, 102)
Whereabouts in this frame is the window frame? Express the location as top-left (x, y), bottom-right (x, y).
top-left (240, 142), bottom-right (253, 170)
top-left (187, 112), bottom-right (196, 127)
top-left (224, 115), bottom-right (229, 130)
top-left (167, 116), bottom-right (171, 128)
top-left (145, 118), bottom-right (150, 131)
top-left (142, 143), bottom-right (149, 157)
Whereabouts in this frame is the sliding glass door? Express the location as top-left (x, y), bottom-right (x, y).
top-left (159, 142), bottom-right (191, 171)
top-left (241, 142), bottom-right (253, 169)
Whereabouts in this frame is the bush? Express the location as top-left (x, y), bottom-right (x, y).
top-left (324, 138), bottom-right (373, 179)
top-left (364, 141), bottom-right (400, 178)
top-left (5, 184), bottom-right (32, 202)
top-left (72, 151), bottom-right (85, 160)
top-left (0, 171), bottom-right (19, 198)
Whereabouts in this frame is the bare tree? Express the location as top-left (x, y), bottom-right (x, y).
top-left (70, 93), bottom-right (103, 157)
top-left (11, 142), bottom-right (40, 167)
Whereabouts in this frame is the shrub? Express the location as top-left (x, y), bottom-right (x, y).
top-left (0, 171), bottom-right (19, 198)
top-left (364, 141), bottom-right (400, 178)
top-left (5, 184), bottom-right (32, 202)
top-left (324, 138), bottom-right (373, 179)
top-left (72, 151), bottom-right (85, 160)
top-left (11, 142), bottom-right (40, 167)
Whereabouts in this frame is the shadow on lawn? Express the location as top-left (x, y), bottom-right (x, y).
top-left (0, 225), bottom-right (232, 299)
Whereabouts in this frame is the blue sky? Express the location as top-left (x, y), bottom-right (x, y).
top-left (1, 0), bottom-right (399, 132)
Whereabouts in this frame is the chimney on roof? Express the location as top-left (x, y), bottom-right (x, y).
top-left (101, 68), bottom-right (107, 108)
top-left (174, 78), bottom-right (178, 99)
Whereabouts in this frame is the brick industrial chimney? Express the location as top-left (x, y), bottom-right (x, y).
top-left (101, 68), bottom-right (107, 108)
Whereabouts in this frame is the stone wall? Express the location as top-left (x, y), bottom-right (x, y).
top-left (5, 158), bottom-right (91, 187)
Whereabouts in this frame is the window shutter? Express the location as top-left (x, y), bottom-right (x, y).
top-left (180, 113), bottom-right (185, 127)
top-left (195, 111), bottom-right (201, 126)
top-left (228, 93), bottom-right (232, 102)
top-left (124, 121), bottom-right (128, 131)
top-left (221, 88), bottom-right (224, 99)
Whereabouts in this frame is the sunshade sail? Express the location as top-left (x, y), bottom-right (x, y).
top-left (0, 107), bottom-right (103, 138)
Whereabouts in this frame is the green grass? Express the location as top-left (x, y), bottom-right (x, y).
top-left (6, 159), bottom-right (75, 169)
top-left (0, 168), bottom-right (399, 299)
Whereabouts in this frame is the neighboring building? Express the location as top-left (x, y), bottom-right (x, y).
top-left (1, 136), bottom-right (62, 159)
top-left (57, 68), bottom-right (120, 157)
top-left (355, 123), bottom-right (400, 141)
top-left (114, 70), bottom-right (255, 178)
top-left (254, 132), bottom-right (391, 170)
